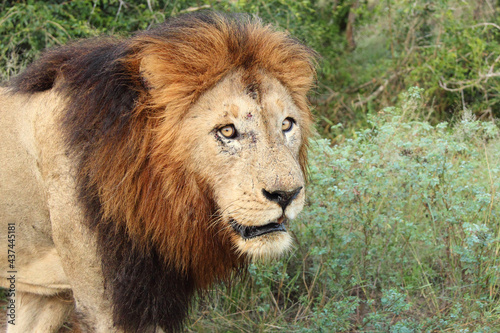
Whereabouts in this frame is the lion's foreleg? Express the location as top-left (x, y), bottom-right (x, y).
top-left (6, 291), bottom-right (73, 333)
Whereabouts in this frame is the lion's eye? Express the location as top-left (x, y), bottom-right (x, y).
top-left (219, 124), bottom-right (237, 139)
top-left (282, 117), bottom-right (295, 132)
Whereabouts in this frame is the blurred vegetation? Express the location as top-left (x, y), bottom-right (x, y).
top-left (1, 0), bottom-right (500, 332)
top-left (1, 0), bottom-right (499, 136)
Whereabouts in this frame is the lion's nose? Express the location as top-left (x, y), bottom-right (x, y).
top-left (262, 187), bottom-right (303, 211)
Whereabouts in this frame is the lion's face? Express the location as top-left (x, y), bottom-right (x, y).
top-left (183, 70), bottom-right (306, 259)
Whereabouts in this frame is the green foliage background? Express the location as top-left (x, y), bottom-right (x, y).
top-left (1, 0), bottom-right (500, 331)
top-left (1, 0), bottom-right (499, 133)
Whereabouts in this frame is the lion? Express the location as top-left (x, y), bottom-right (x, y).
top-left (0, 11), bottom-right (316, 332)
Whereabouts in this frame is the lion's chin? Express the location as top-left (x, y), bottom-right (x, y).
top-left (233, 231), bottom-right (293, 261)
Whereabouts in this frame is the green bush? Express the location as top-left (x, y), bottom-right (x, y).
top-left (319, 0), bottom-right (500, 137)
top-left (1, 1), bottom-right (498, 132)
top-left (0, 0), bottom-right (176, 79)
top-left (188, 88), bottom-right (500, 332)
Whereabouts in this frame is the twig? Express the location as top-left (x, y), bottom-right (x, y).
top-left (353, 80), bottom-right (388, 108)
top-left (89, 1), bottom-right (97, 25)
top-left (353, 76), bottom-right (389, 108)
top-left (115, 0), bottom-right (125, 22)
top-left (439, 66), bottom-right (500, 92)
top-left (439, 79), bottom-right (475, 92)
top-left (461, 90), bottom-right (466, 112)
top-left (346, 78), bottom-right (378, 94)
top-left (471, 22), bottom-right (500, 31)
top-left (269, 292), bottom-right (283, 317)
top-left (179, 5), bottom-right (211, 13)
top-left (352, 70), bottom-right (406, 108)
top-left (485, 143), bottom-right (497, 251)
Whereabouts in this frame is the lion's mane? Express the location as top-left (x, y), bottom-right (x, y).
top-left (12, 12), bottom-right (316, 332)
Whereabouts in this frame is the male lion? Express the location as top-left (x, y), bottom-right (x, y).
top-left (0, 11), bottom-right (316, 332)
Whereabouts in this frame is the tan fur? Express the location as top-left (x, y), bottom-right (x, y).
top-left (0, 12), bottom-right (315, 332)
top-left (0, 88), bottom-right (124, 332)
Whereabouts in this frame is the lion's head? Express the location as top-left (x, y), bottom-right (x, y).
top-left (169, 69), bottom-right (308, 259)
top-left (127, 13), bottom-right (315, 264)
top-left (12, 11), bottom-right (316, 332)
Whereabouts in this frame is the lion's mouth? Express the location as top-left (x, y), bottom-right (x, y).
top-left (230, 217), bottom-right (287, 239)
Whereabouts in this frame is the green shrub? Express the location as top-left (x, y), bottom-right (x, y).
top-left (0, 0), bottom-right (176, 80)
top-left (314, 0), bottom-right (499, 138)
top-left (2, 1), bottom-right (498, 133)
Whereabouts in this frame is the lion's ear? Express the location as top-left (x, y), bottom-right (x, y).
top-left (139, 54), bottom-right (164, 90)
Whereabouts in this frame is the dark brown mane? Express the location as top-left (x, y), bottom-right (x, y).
top-left (11, 11), bottom-right (316, 332)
